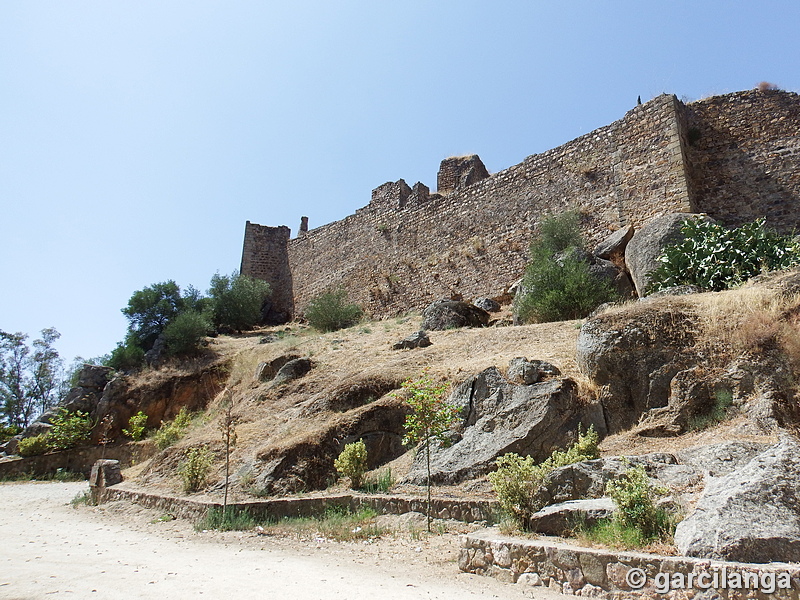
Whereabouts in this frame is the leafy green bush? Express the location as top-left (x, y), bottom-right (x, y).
top-left (488, 426), bottom-right (600, 529)
top-left (17, 433), bottom-right (52, 457)
top-left (178, 446), bottom-right (214, 493)
top-left (163, 310), bottom-right (212, 356)
top-left (208, 271), bottom-right (271, 332)
top-left (305, 287), bottom-right (363, 332)
top-left (154, 408), bottom-right (193, 450)
top-left (514, 212), bottom-right (615, 323)
top-left (48, 409), bottom-right (93, 451)
top-left (122, 411), bottom-right (149, 441)
top-left (334, 440), bottom-right (368, 489)
top-left (605, 463), bottom-right (673, 541)
top-left (648, 217), bottom-right (800, 293)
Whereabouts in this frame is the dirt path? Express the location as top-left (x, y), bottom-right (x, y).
top-left (0, 482), bottom-right (565, 600)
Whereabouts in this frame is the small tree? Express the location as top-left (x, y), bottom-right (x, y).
top-left (208, 271), bottom-right (271, 332)
top-left (400, 372), bottom-right (458, 531)
top-left (334, 440), bottom-right (368, 489)
top-left (121, 280), bottom-right (183, 351)
top-left (218, 391), bottom-right (240, 521)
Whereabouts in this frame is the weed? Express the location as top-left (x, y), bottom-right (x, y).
top-left (70, 490), bottom-right (95, 507)
top-left (362, 468), bottom-right (394, 494)
top-left (151, 513), bottom-right (176, 523)
top-left (197, 505), bottom-right (385, 541)
top-left (197, 506), bottom-right (257, 531)
top-left (577, 518), bottom-right (647, 550)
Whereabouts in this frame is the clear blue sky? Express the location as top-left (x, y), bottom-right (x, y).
top-left (2, 1), bottom-right (798, 364)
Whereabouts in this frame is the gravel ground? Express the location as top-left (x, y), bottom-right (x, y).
top-left (0, 481), bottom-right (566, 600)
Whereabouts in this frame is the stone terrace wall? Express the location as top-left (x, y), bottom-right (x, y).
top-left (684, 89), bottom-right (800, 232)
top-left (286, 94), bottom-right (692, 317)
top-left (461, 529), bottom-right (800, 599)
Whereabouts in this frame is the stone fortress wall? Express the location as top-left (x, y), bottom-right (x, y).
top-left (240, 89), bottom-right (800, 320)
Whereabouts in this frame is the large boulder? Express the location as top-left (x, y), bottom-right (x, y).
top-left (404, 367), bottom-right (604, 484)
top-left (588, 257), bottom-right (635, 299)
top-left (624, 213), bottom-right (712, 296)
top-left (271, 358), bottom-right (313, 387)
top-left (593, 225), bottom-right (634, 265)
top-left (674, 437), bottom-right (800, 562)
top-left (392, 331), bottom-right (432, 350)
top-left (506, 357), bottom-right (561, 385)
top-left (576, 301), bottom-right (698, 433)
top-left (255, 354), bottom-right (301, 382)
top-left (421, 300), bottom-right (490, 330)
top-left (472, 297), bottom-right (501, 313)
top-left (529, 498), bottom-right (616, 536)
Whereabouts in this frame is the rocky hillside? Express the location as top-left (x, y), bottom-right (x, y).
top-left (6, 266), bottom-right (800, 563)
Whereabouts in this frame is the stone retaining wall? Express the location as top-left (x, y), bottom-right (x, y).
top-left (460, 529), bottom-right (800, 599)
top-left (0, 442), bottom-right (156, 479)
top-left (98, 482), bottom-right (498, 524)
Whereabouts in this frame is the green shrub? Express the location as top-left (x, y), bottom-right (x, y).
top-left (648, 217), bottom-right (800, 293)
top-left (488, 426), bottom-right (600, 529)
top-left (514, 212), bottom-right (615, 323)
top-left (122, 411), bottom-right (149, 441)
top-left (163, 310), bottom-right (212, 356)
top-left (178, 446), bottom-right (214, 493)
top-left (334, 440), bottom-right (368, 489)
top-left (154, 407), bottom-right (193, 450)
top-left (305, 288), bottom-right (363, 332)
top-left (17, 433), bottom-right (52, 457)
top-left (605, 463), bottom-right (673, 541)
top-left (48, 409), bottom-right (93, 451)
top-left (107, 335), bottom-right (146, 372)
top-left (208, 271), bottom-right (271, 332)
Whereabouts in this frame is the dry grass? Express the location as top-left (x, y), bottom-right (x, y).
top-left (128, 313), bottom-right (584, 495)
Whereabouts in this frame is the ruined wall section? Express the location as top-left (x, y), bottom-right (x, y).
top-left (240, 222), bottom-right (294, 319)
top-left (287, 94), bottom-right (692, 318)
top-left (684, 89), bottom-right (800, 232)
